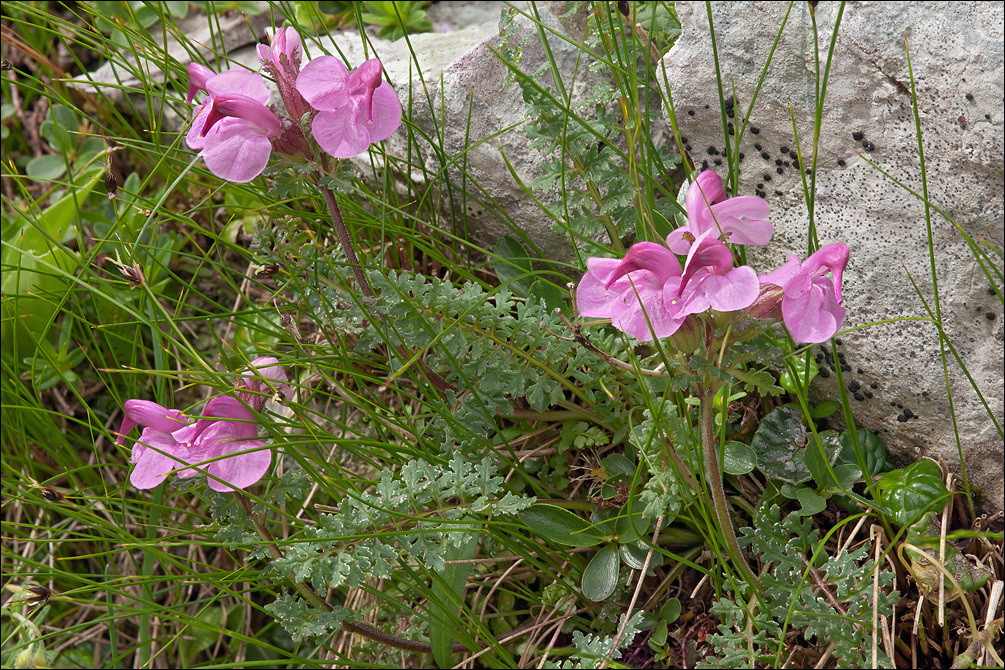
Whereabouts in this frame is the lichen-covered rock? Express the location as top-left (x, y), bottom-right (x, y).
top-left (659, 1), bottom-right (1004, 512)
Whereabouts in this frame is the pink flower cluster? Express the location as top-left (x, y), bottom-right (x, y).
top-left (116, 357), bottom-right (290, 492)
top-left (185, 28), bottom-right (402, 182)
top-left (577, 171), bottom-right (849, 344)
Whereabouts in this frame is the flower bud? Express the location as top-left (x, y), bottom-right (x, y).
top-left (745, 283), bottom-right (785, 322)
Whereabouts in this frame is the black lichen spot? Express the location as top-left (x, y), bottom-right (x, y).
top-left (854, 392), bottom-right (865, 401)
top-left (857, 368), bottom-right (864, 374)
top-left (841, 364), bottom-right (851, 371)
top-left (780, 145), bottom-right (789, 153)
top-left (966, 92), bottom-right (974, 101)
top-left (776, 167), bottom-right (784, 174)
top-left (864, 390), bottom-right (873, 398)
top-left (727, 109), bottom-right (735, 119)
top-left (897, 414), bottom-right (907, 422)
top-left (789, 150), bottom-right (798, 160)
top-left (761, 152), bottom-right (770, 159)
top-left (837, 159), bottom-right (846, 167)
top-left (739, 152), bottom-right (745, 160)
top-left (681, 136), bottom-right (689, 143)
top-left (805, 168), bottom-right (812, 175)
top-left (903, 408), bottom-right (914, 419)
top-left (863, 141), bottom-right (875, 151)
top-left (728, 123), bottom-right (734, 135)
top-left (989, 286), bottom-right (997, 295)
top-left (774, 190), bottom-right (783, 196)
top-left (702, 160), bottom-right (709, 169)
top-left (685, 144), bottom-right (692, 151)
top-left (852, 131), bottom-right (864, 141)
top-left (757, 183), bottom-right (764, 189)
top-left (775, 159), bottom-right (783, 166)
top-left (713, 158), bottom-right (722, 165)
top-left (755, 143), bottom-right (763, 151)
top-left (688, 109), bottom-right (696, 116)
top-left (763, 174), bottom-right (772, 181)
top-left (751, 126), bottom-right (760, 134)
top-left (896, 403), bottom-right (903, 409)
top-left (708, 146), bottom-right (719, 155)
top-left (870, 383), bottom-right (878, 389)
top-left (704, 104), bottom-right (710, 109)
top-left (848, 381), bottom-right (861, 392)
top-left (987, 312), bottom-right (996, 319)
top-left (818, 367), bottom-right (831, 378)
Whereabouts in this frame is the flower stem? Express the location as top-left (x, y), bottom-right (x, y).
top-left (701, 391), bottom-right (761, 593)
top-left (319, 185), bottom-right (374, 299)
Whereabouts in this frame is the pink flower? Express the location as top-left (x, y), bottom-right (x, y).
top-left (577, 233), bottom-right (761, 342)
top-left (296, 57), bottom-right (402, 158)
top-left (759, 243), bottom-right (850, 343)
top-left (117, 358), bottom-right (289, 491)
top-left (186, 65), bottom-right (282, 182)
top-left (577, 242), bottom-right (686, 342)
top-left (667, 170), bottom-right (774, 254)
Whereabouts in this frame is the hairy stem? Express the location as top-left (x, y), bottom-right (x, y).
top-left (701, 391), bottom-right (762, 592)
top-left (319, 184), bottom-right (374, 299)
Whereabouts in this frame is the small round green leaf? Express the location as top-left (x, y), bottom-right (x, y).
top-left (581, 544), bottom-right (620, 601)
top-left (520, 504), bottom-right (604, 547)
top-left (723, 441), bottom-right (756, 475)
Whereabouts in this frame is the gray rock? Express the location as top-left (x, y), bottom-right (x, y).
top-left (659, 2), bottom-right (1004, 512)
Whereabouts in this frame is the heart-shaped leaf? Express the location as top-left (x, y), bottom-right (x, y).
top-left (876, 459), bottom-right (950, 527)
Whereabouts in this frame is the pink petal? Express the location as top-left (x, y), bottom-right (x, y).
top-left (311, 106), bottom-right (370, 158)
top-left (681, 233), bottom-right (733, 286)
top-left (211, 95), bottom-right (282, 136)
top-left (205, 68), bottom-right (270, 104)
top-left (296, 56), bottom-right (350, 110)
top-left (700, 265), bottom-right (760, 312)
top-left (759, 255), bottom-right (803, 289)
top-left (576, 258), bottom-right (624, 318)
top-left (129, 429), bottom-right (187, 489)
top-left (197, 422), bottom-right (270, 492)
top-left (609, 271), bottom-right (684, 341)
top-left (782, 280), bottom-right (846, 343)
top-left (201, 119), bottom-right (274, 182)
top-left (685, 170), bottom-right (726, 223)
top-left (703, 196), bottom-right (773, 246)
top-left (666, 227), bottom-right (693, 255)
top-left (364, 81), bottom-right (403, 143)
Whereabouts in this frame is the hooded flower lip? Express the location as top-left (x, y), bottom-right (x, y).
top-left (759, 243), bottom-right (850, 343)
top-left (296, 56), bottom-right (403, 159)
top-left (667, 170), bottom-right (774, 254)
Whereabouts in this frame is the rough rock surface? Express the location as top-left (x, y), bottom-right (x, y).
top-left (659, 2), bottom-right (1004, 512)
